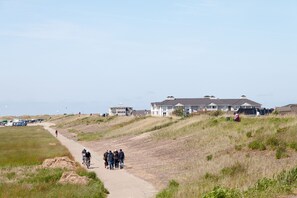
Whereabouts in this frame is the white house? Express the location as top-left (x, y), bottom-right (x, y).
top-left (151, 95), bottom-right (262, 117)
top-left (109, 107), bottom-right (133, 116)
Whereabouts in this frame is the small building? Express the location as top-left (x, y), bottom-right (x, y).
top-left (109, 107), bottom-right (133, 116)
top-left (132, 110), bottom-right (151, 116)
top-left (151, 95), bottom-right (261, 117)
top-left (275, 104), bottom-right (297, 115)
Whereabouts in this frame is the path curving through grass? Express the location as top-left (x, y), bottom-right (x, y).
top-left (41, 122), bottom-right (157, 198)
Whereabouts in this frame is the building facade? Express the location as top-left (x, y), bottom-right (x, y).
top-left (109, 107), bottom-right (133, 116)
top-left (151, 96), bottom-right (262, 117)
top-left (275, 104), bottom-right (297, 115)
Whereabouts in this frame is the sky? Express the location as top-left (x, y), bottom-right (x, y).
top-left (0, 0), bottom-right (297, 115)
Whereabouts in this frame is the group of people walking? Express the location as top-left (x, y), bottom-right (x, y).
top-left (81, 148), bottom-right (125, 170)
top-left (103, 149), bottom-right (125, 170)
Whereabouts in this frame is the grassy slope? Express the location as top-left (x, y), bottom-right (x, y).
top-left (52, 115), bottom-right (177, 141)
top-left (52, 114), bottom-right (297, 197)
top-left (154, 115), bottom-right (297, 198)
top-left (0, 126), bottom-right (107, 198)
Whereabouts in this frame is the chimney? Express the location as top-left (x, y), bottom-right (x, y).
top-left (166, 96), bottom-right (175, 100)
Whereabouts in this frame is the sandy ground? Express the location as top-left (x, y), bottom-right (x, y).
top-left (40, 123), bottom-right (157, 198)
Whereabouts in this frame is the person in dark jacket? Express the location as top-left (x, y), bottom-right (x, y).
top-left (82, 148), bottom-right (87, 164)
top-left (103, 150), bottom-right (108, 168)
top-left (114, 150), bottom-right (119, 168)
top-left (107, 150), bottom-right (114, 170)
top-left (118, 149), bottom-right (125, 169)
top-left (85, 150), bottom-right (91, 168)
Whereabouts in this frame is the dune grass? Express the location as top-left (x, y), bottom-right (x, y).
top-left (0, 167), bottom-right (107, 198)
top-left (202, 164), bottom-right (297, 198)
top-left (151, 115), bottom-right (297, 197)
top-left (76, 116), bottom-right (175, 141)
top-left (55, 115), bottom-right (116, 128)
top-left (0, 126), bottom-right (108, 198)
top-left (50, 113), bottom-right (297, 197)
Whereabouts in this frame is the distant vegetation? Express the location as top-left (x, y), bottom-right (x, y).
top-left (52, 114), bottom-right (176, 141)
top-left (0, 126), bottom-right (107, 197)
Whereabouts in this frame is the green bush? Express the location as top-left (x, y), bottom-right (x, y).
top-left (246, 132), bottom-right (252, 138)
top-left (289, 142), bottom-right (297, 151)
top-left (202, 186), bottom-right (242, 198)
top-left (277, 167), bottom-right (297, 185)
top-left (204, 173), bottom-right (219, 182)
top-left (77, 168), bottom-right (98, 180)
top-left (253, 178), bottom-right (276, 191)
top-left (207, 155), bottom-right (213, 161)
top-left (220, 162), bottom-right (245, 177)
top-left (276, 146), bottom-right (287, 159)
top-left (266, 137), bottom-right (280, 149)
top-left (248, 140), bottom-right (266, 151)
top-left (156, 180), bottom-right (179, 198)
top-left (172, 108), bottom-right (184, 117)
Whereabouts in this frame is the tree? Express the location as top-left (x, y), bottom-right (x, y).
top-left (172, 107), bottom-right (184, 117)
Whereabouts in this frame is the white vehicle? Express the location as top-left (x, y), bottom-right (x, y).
top-left (5, 120), bottom-right (13, 126)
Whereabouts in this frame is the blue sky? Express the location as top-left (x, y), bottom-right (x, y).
top-left (0, 0), bottom-right (296, 115)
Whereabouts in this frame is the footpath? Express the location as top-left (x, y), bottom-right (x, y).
top-left (41, 123), bottom-right (157, 198)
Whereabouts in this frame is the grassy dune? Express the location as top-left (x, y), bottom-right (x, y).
top-left (52, 115), bottom-right (177, 141)
top-left (153, 115), bottom-right (297, 198)
top-left (0, 126), bottom-right (107, 198)
top-left (53, 114), bottom-right (297, 197)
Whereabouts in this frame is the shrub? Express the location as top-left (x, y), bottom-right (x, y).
top-left (289, 142), bottom-right (297, 151)
top-left (253, 178), bottom-right (276, 191)
top-left (246, 132), bottom-right (252, 138)
top-left (248, 140), bottom-right (266, 151)
top-left (172, 108), bottom-right (184, 117)
top-left (6, 172), bottom-right (16, 180)
top-left (207, 155), bottom-right (213, 161)
top-left (209, 110), bottom-right (223, 117)
top-left (204, 173), bottom-right (219, 182)
top-left (277, 127), bottom-right (290, 133)
top-left (202, 186), bottom-right (242, 198)
top-left (277, 167), bottom-right (297, 185)
top-left (276, 146), bottom-right (287, 159)
top-left (235, 145), bottom-right (243, 151)
top-left (266, 137), bottom-right (280, 149)
top-left (221, 162), bottom-right (245, 177)
top-left (156, 180), bottom-right (179, 198)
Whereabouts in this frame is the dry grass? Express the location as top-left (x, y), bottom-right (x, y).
top-left (53, 114), bottom-right (297, 197)
top-left (53, 115), bottom-right (176, 141)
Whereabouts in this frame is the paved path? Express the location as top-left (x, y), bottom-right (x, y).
top-left (41, 123), bottom-right (157, 198)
